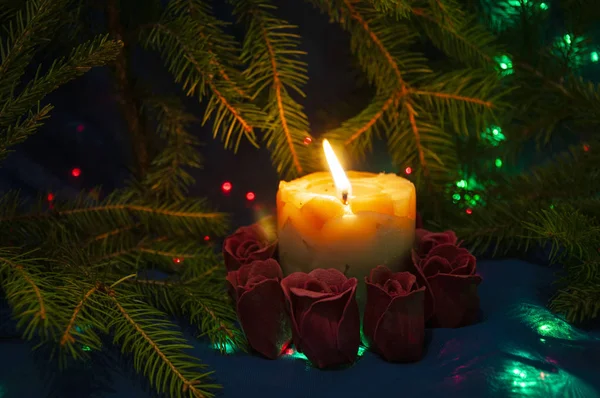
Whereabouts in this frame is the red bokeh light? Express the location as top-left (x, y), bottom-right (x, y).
top-left (76, 124), bottom-right (85, 133)
top-left (47, 193), bottom-right (54, 202)
top-left (583, 144), bottom-right (590, 152)
top-left (465, 208), bottom-right (473, 215)
top-left (303, 136), bottom-right (312, 145)
top-left (246, 192), bottom-right (255, 201)
top-left (172, 257), bottom-right (182, 264)
top-left (71, 168), bottom-right (81, 177)
top-left (204, 235), bottom-right (210, 241)
top-left (221, 181), bottom-right (232, 193)
top-left (405, 167), bottom-right (412, 175)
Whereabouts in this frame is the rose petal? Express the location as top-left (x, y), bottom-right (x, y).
top-left (427, 244), bottom-right (468, 264)
top-left (281, 273), bottom-right (318, 348)
top-left (427, 273), bottom-right (482, 328)
top-left (302, 279), bottom-right (332, 294)
top-left (298, 287), bottom-right (359, 368)
top-left (391, 272), bottom-right (418, 292)
top-left (289, 286), bottom-right (333, 300)
top-left (335, 283), bottom-right (360, 363)
top-left (308, 268), bottom-right (348, 289)
top-left (247, 258), bottom-right (283, 280)
top-left (246, 241), bottom-right (277, 263)
top-left (421, 255), bottom-right (453, 277)
top-left (372, 288), bottom-right (425, 362)
top-left (237, 279), bottom-right (287, 359)
top-left (450, 254), bottom-right (477, 276)
top-left (368, 266), bottom-right (394, 286)
top-left (409, 253), bottom-right (435, 322)
top-left (364, 280), bottom-right (392, 340)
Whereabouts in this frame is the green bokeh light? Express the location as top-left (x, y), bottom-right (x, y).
top-left (539, 2), bottom-right (548, 10)
top-left (495, 54), bottom-right (514, 76)
top-left (512, 303), bottom-right (593, 341)
top-left (495, 158), bottom-right (503, 167)
top-left (481, 125), bottom-right (506, 146)
top-left (212, 341), bottom-right (237, 354)
top-left (553, 33), bottom-right (591, 68)
top-left (591, 51), bottom-right (599, 62)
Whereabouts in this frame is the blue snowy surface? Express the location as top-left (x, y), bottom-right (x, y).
top-left (1, 259), bottom-right (600, 398)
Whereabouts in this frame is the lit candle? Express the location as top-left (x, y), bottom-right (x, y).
top-left (276, 139), bottom-right (416, 293)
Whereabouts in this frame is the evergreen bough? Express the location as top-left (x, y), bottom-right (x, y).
top-left (1, 0), bottom-right (600, 397)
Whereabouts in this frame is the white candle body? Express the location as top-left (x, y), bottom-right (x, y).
top-left (276, 172), bottom-right (416, 281)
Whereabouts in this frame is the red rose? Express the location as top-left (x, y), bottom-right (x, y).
top-left (412, 244), bottom-right (482, 328)
top-left (415, 229), bottom-right (458, 258)
top-left (223, 224), bottom-right (277, 272)
top-left (364, 266), bottom-right (426, 362)
top-left (281, 269), bottom-right (360, 369)
top-left (226, 259), bottom-right (288, 359)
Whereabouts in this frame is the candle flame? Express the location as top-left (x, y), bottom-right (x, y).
top-left (322, 139), bottom-right (352, 204)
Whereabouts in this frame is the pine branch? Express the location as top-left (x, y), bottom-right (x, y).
top-left (233, 0), bottom-right (315, 179)
top-left (0, 0), bottom-right (66, 100)
top-left (108, 287), bottom-right (220, 398)
top-left (0, 249), bottom-right (63, 342)
top-left (0, 35), bottom-right (123, 128)
top-left (410, 3), bottom-right (501, 68)
top-left (130, 269), bottom-right (247, 353)
top-left (142, 96), bottom-right (202, 202)
top-left (145, 2), bottom-right (264, 151)
top-left (0, 104), bottom-right (52, 161)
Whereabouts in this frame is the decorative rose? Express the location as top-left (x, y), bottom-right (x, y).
top-left (364, 266), bottom-right (426, 362)
top-left (414, 229), bottom-right (458, 258)
top-left (281, 269), bottom-right (360, 369)
top-left (412, 244), bottom-right (482, 328)
top-left (223, 224), bottom-right (277, 272)
top-left (226, 259), bottom-right (288, 359)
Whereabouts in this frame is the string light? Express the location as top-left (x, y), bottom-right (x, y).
top-left (583, 144), bottom-right (590, 152)
top-left (71, 168), bottom-right (81, 177)
top-left (495, 55), bottom-right (513, 76)
top-left (404, 166), bottom-right (412, 175)
top-left (591, 52), bottom-right (599, 62)
top-left (76, 124), bottom-right (85, 133)
top-left (172, 257), bottom-right (182, 264)
top-left (204, 235), bottom-right (210, 241)
top-left (466, 208), bottom-right (473, 215)
top-left (495, 158), bottom-right (503, 168)
top-left (303, 136), bottom-right (312, 145)
top-left (47, 193), bottom-right (54, 202)
top-left (221, 181), bottom-right (232, 193)
top-left (246, 192), bottom-right (255, 201)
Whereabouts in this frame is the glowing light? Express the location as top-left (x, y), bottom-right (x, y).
top-left (81, 345), bottom-right (92, 351)
top-left (204, 235), bottom-right (210, 241)
top-left (47, 193), bottom-right (54, 201)
top-left (211, 342), bottom-right (237, 354)
top-left (303, 136), bottom-right (312, 145)
top-left (246, 192), bottom-right (255, 201)
top-left (495, 158), bottom-right (503, 168)
top-left (494, 55), bottom-right (513, 76)
top-left (539, 2), bottom-right (548, 10)
top-left (465, 208), bottom-right (473, 215)
top-left (221, 181), bottom-right (232, 193)
top-left (172, 257), bottom-right (182, 264)
top-left (564, 34), bottom-right (571, 45)
top-left (71, 168), bottom-right (81, 177)
top-left (404, 166), bottom-right (412, 175)
top-left (456, 180), bottom-right (467, 188)
top-left (76, 124), bottom-right (85, 133)
top-left (482, 125), bottom-right (506, 146)
top-left (322, 139), bottom-right (352, 204)
top-left (591, 52), bottom-right (599, 62)
top-left (583, 144), bottom-right (590, 152)
top-left (452, 193), bottom-right (461, 201)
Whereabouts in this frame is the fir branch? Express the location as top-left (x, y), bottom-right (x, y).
top-left (142, 96), bottom-right (202, 201)
top-left (108, 288), bottom-right (220, 398)
top-left (0, 104), bottom-right (52, 161)
top-left (233, 0), bottom-right (314, 178)
top-left (0, 35), bottom-right (123, 129)
top-left (410, 5), bottom-right (501, 68)
top-left (145, 3), bottom-right (264, 151)
top-left (0, 249), bottom-right (62, 341)
top-left (0, 0), bottom-right (65, 100)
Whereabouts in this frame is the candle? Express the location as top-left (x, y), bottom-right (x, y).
top-left (276, 139), bottom-right (416, 286)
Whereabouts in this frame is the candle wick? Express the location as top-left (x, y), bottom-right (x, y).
top-left (341, 190), bottom-right (348, 205)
